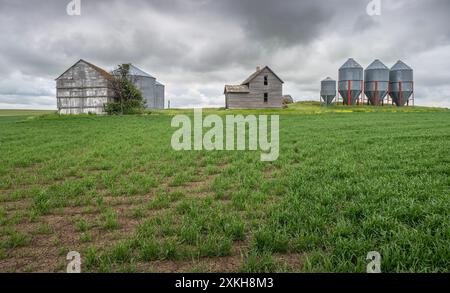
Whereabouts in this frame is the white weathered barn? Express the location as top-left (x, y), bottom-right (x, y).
top-left (56, 60), bottom-right (113, 115)
top-left (56, 60), bottom-right (165, 114)
top-left (224, 66), bottom-right (284, 109)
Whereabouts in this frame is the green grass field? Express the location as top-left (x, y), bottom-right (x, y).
top-left (0, 103), bottom-right (449, 272)
top-left (0, 109), bottom-right (55, 117)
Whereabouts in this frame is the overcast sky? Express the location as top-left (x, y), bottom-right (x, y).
top-left (0, 0), bottom-right (449, 109)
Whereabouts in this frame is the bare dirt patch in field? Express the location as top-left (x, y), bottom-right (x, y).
top-left (135, 255), bottom-right (244, 273)
top-left (0, 162), bottom-right (251, 272)
top-left (274, 253), bottom-right (305, 271)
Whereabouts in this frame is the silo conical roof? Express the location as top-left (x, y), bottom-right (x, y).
top-left (366, 59), bottom-right (389, 71)
top-left (340, 58), bottom-right (363, 69)
top-left (128, 64), bottom-right (155, 78)
top-left (391, 60), bottom-right (412, 71)
top-left (111, 64), bottom-right (155, 78)
top-left (365, 59), bottom-right (389, 82)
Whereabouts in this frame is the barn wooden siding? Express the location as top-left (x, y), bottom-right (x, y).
top-left (225, 67), bottom-right (283, 109)
top-left (56, 60), bottom-right (112, 115)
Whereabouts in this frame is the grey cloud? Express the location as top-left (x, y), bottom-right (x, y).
top-left (0, 0), bottom-right (449, 108)
top-left (212, 0), bottom-right (330, 47)
top-left (353, 15), bottom-right (378, 33)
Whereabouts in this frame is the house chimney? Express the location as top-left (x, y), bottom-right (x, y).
top-left (256, 66), bottom-right (261, 71)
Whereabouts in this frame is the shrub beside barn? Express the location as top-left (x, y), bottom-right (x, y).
top-left (111, 65), bottom-right (165, 109)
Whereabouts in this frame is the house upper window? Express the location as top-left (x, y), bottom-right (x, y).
top-left (264, 93), bottom-right (268, 103)
top-left (264, 75), bottom-right (268, 86)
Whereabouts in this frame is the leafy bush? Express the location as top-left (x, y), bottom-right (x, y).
top-left (105, 64), bottom-right (146, 115)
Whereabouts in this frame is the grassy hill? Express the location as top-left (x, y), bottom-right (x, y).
top-left (1, 102), bottom-right (447, 117)
top-left (0, 103), bottom-right (449, 272)
top-left (0, 109), bottom-right (55, 117)
top-left (157, 101), bottom-right (448, 115)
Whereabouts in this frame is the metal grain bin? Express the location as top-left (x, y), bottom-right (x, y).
top-left (321, 77), bottom-right (336, 105)
top-left (127, 65), bottom-right (157, 109)
top-left (364, 60), bottom-right (389, 106)
top-left (155, 81), bottom-right (165, 109)
top-left (389, 61), bottom-right (414, 107)
top-left (338, 58), bottom-right (363, 105)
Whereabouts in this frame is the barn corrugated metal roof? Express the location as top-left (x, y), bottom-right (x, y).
top-left (155, 81), bottom-right (164, 86)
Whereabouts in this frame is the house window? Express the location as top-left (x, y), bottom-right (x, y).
top-left (264, 93), bottom-right (268, 103)
top-left (264, 75), bottom-right (268, 86)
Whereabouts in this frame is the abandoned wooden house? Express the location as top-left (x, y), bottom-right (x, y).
top-left (224, 66), bottom-right (284, 109)
top-left (56, 60), bottom-right (165, 114)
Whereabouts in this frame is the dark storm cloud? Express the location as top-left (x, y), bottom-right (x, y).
top-left (353, 15), bottom-right (377, 33)
top-left (146, 0), bottom-right (333, 48)
top-left (0, 0), bottom-right (449, 108)
top-left (211, 0), bottom-right (330, 47)
top-left (0, 0), bottom-right (336, 73)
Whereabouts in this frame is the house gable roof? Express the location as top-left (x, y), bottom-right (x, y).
top-left (55, 59), bottom-right (113, 81)
top-left (241, 66), bottom-right (284, 85)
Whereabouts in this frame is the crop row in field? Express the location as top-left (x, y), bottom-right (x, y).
top-left (0, 104), bottom-right (449, 272)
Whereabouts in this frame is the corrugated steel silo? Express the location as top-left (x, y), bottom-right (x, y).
top-left (389, 61), bottom-right (414, 107)
top-left (364, 60), bottom-right (389, 106)
top-left (321, 77), bottom-right (336, 105)
top-left (155, 81), bottom-right (165, 109)
top-left (127, 65), bottom-right (157, 109)
top-left (338, 58), bottom-right (363, 105)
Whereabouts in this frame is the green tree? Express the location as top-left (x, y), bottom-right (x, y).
top-left (105, 64), bottom-right (146, 115)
